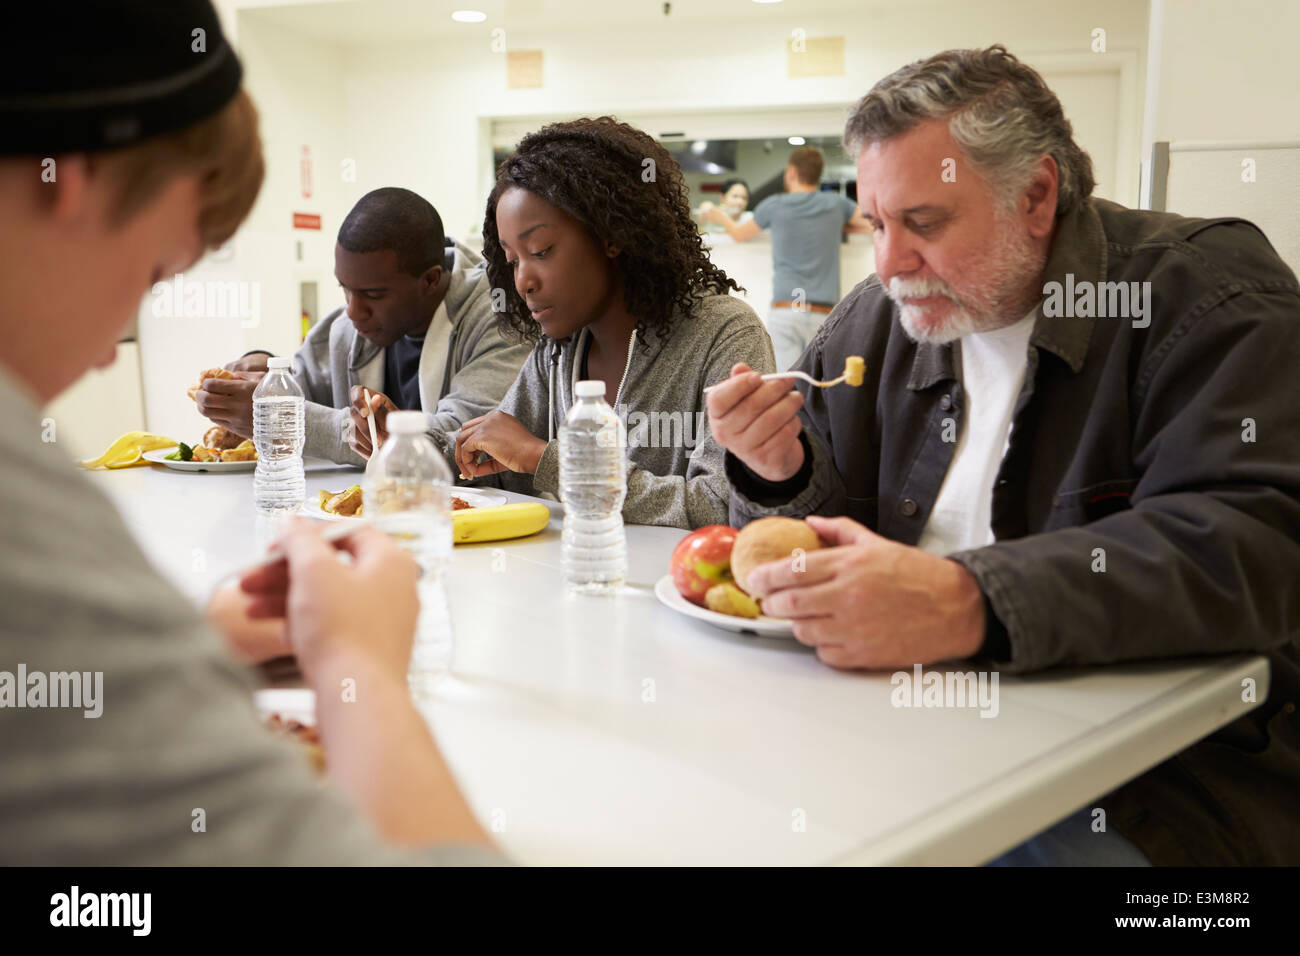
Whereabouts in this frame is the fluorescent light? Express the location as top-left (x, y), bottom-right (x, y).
top-left (691, 140), bottom-right (707, 154)
top-left (451, 10), bottom-right (487, 22)
top-left (788, 136), bottom-right (806, 146)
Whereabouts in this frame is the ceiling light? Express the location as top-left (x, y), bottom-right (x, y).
top-left (788, 136), bottom-right (806, 146)
top-left (691, 140), bottom-right (708, 154)
top-left (451, 10), bottom-right (487, 22)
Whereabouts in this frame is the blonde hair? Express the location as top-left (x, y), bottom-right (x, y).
top-left (91, 88), bottom-right (264, 249)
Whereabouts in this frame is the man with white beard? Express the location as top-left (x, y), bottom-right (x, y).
top-left (706, 45), bottom-right (1300, 867)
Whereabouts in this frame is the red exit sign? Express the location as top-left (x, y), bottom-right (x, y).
top-left (293, 212), bottom-right (322, 230)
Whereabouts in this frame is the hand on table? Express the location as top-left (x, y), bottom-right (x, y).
top-left (745, 515), bottom-right (987, 670)
top-left (194, 371), bottom-right (264, 440)
top-left (348, 386), bottom-right (398, 459)
top-left (236, 517), bottom-right (420, 682)
top-left (706, 362), bottom-right (806, 482)
top-left (454, 410), bottom-right (547, 479)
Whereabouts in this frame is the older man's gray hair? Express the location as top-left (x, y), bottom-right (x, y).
top-left (844, 44), bottom-right (1096, 216)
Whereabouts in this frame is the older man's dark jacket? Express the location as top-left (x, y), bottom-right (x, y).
top-left (726, 197), bottom-right (1300, 865)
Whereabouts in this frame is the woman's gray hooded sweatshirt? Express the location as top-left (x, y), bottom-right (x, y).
top-left (465, 292), bottom-right (775, 529)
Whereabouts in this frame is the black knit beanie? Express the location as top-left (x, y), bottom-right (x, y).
top-left (0, 0), bottom-right (243, 154)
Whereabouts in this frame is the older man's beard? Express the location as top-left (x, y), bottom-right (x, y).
top-left (888, 217), bottom-right (1047, 345)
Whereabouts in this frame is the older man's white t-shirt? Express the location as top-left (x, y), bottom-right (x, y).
top-left (916, 312), bottom-right (1036, 555)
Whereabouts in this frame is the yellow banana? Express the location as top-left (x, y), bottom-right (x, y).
top-left (453, 501), bottom-right (551, 544)
top-left (78, 431), bottom-right (178, 469)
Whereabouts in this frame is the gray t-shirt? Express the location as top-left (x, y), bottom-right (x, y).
top-left (753, 191), bottom-right (857, 307)
top-left (0, 368), bottom-right (507, 865)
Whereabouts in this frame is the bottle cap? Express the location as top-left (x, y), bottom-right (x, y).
top-left (575, 380), bottom-right (605, 398)
top-left (387, 410), bottom-right (428, 434)
top-left (267, 357), bottom-right (291, 369)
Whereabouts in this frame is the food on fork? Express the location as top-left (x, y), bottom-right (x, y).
top-left (703, 355), bottom-right (866, 394)
top-left (185, 366), bottom-right (236, 401)
top-left (843, 355), bottom-right (865, 387)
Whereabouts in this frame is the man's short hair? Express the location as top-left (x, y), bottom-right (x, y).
top-left (787, 147), bottom-right (824, 186)
top-left (843, 44), bottom-right (1095, 216)
top-left (338, 187), bottom-right (446, 277)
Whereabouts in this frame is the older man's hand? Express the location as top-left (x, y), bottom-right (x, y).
top-left (745, 514), bottom-right (987, 670)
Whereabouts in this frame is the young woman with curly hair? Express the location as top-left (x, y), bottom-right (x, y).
top-left (453, 116), bottom-right (776, 529)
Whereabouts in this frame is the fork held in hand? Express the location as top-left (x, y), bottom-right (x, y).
top-left (704, 356), bottom-right (865, 393)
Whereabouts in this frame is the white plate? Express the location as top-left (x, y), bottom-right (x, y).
top-left (653, 574), bottom-right (796, 639)
top-left (142, 446), bottom-right (257, 472)
top-left (253, 687), bottom-right (316, 724)
top-left (302, 486), bottom-right (509, 520)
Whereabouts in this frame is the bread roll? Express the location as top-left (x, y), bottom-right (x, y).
top-left (186, 367), bottom-right (236, 401)
top-left (730, 517), bottom-right (823, 594)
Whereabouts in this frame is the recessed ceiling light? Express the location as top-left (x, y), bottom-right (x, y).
top-left (451, 10), bottom-right (487, 22)
top-left (787, 136), bottom-right (806, 146)
top-left (691, 140), bottom-right (708, 154)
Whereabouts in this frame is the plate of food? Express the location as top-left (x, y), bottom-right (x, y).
top-left (253, 688), bottom-right (324, 774)
top-left (653, 517), bottom-right (825, 640)
top-left (142, 425), bottom-right (258, 471)
top-left (303, 484), bottom-right (509, 520)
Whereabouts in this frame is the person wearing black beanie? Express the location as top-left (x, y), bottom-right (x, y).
top-left (0, 0), bottom-right (504, 866)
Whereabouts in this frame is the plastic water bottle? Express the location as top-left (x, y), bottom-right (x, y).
top-left (364, 411), bottom-right (454, 698)
top-left (252, 357), bottom-right (305, 515)
top-left (559, 380), bottom-right (627, 595)
top-left (362, 410), bottom-right (453, 577)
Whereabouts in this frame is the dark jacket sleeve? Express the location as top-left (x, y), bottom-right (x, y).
top-left (950, 287), bottom-right (1300, 673)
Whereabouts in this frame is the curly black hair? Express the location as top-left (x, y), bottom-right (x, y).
top-left (482, 116), bottom-right (741, 345)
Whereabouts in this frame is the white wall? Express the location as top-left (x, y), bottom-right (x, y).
top-left (1152, 0), bottom-right (1300, 144)
top-left (135, 11), bottom-right (350, 442)
top-left (333, 0), bottom-right (1148, 240)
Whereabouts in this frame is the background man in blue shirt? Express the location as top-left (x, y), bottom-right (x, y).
top-left (705, 147), bottom-right (870, 368)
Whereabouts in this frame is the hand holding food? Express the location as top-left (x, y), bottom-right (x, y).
top-left (670, 517), bottom-right (830, 621)
top-left (348, 386), bottom-right (397, 459)
top-left (704, 362), bottom-right (807, 483)
top-left (746, 514), bottom-right (986, 670)
top-left (237, 517), bottom-right (421, 682)
top-left (191, 367), bottom-right (263, 439)
top-left (729, 516), bottom-right (823, 594)
top-left (454, 410), bottom-right (548, 479)
top-left (206, 579), bottom-right (290, 662)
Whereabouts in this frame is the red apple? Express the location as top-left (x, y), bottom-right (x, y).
top-left (670, 525), bottom-right (738, 606)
